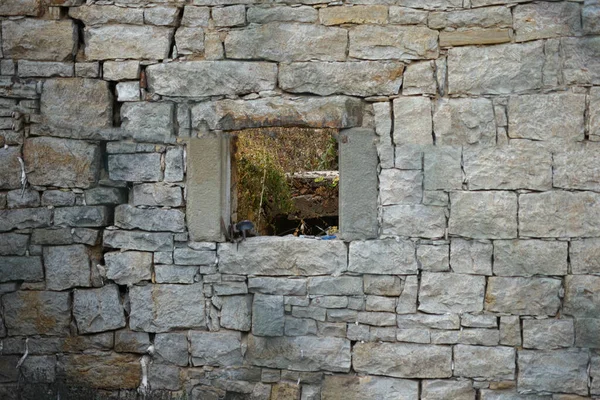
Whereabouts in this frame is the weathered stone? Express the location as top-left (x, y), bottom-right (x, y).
top-left (103, 230), bottom-right (172, 252)
top-left (464, 143), bottom-right (552, 190)
top-left (41, 190), bottom-right (76, 207)
top-left (280, 61), bottom-right (403, 97)
top-left (120, 102), bottom-right (174, 143)
top-left (417, 245), bottom-right (449, 272)
top-left (145, 6), bottom-right (180, 26)
top-left (75, 62), bottom-right (100, 78)
top-left (129, 284), bottom-right (205, 332)
top-left (147, 61), bottom-right (277, 97)
top-left (108, 153), bottom-right (163, 182)
top-left (379, 169), bottom-right (422, 205)
top-left (0, 0), bottom-right (40, 16)
top-left (433, 98), bottom-right (495, 146)
top-left (247, 6), bottom-right (317, 23)
top-left (562, 37), bottom-right (600, 85)
top-left (44, 245), bottom-right (91, 290)
top-left (514, 2), bottom-right (581, 42)
top-left (393, 97), bottom-right (432, 145)
top-left (154, 264), bottom-right (198, 283)
top-left (193, 96), bottom-right (363, 131)
top-left (564, 275), bottom-right (600, 318)
top-left (429, 6), bottom-right (512, 29)
top-left (84, 187), bottom-right (126, 206)
top-left (389, 7), bottom-right (428, 24)
top-left (424, 146), bottom-right (462, 190)
top-left (450, 239), bottom-right (492, 275)
top-left (494, 240), bottom-right (567, 277)
top-left (1, 19), bottom-right (76, 61)
top-left (24, 137), bottom-right (101, 188)
top-left (0, 208), bottom-right (52, 232)
top-left (54, 206), bottom-right (109, 228)
top-left (353, 342), bottom-right (452, 378)
top-left (164, 147), bottom-right (184, 182)
top-left (571, 238), bottom-right (600, 274)
top-left (448, 42), bottom-right (544, 95)
top-left (69, 5), bottom-right (144, 26)
top-left (3, 291), bottom-right (70, 336)
top-left (248, 277), bottom-right (306, 295)
top-left (364, 275), bottom-right (402, 296)
top-left (422, 380), bottom-right (475, 400)
top-left (454, 345), bottom-right (515, 380)
top-left (349, 25), bottom-right (438, 61)
top-left (252, 294), bottom-right (284, 336)
top-left (17, 61), bottom-right (73, 77)
top-left (313, 296), bottom-right (348, 309)
top-left (480, 390), bottom-right (550, 400)
top-left (115, 330), bottom-right (150, 353)
top-left (104, 251), bottom-right (152, 285)
top-left (225, 23), bottom-right (347, 62)
top-left (522, 319), bottom-right (574, 350)
top-left (20, 355), bottom-right (56, 383)
top-left (308, 277), bottom-right (363, 296)
top-left (285, 316), bottom-right (317, 336)
top-left (348, 239), bottom-right (417, 275)
top-left (0, 256), bottom-right (43, 283)
top-left (500, 316), bottom-right (521, 347)
top-left (397, 314), bottom-right (459, 330)
top-left (355, 311), bottom-right (394, 326)
top-left (508, 93), bottom-right (585, 142)
top-left (73, 285), bottom-right (126, 334)
top-left (319, 5), bottom-right (387, 25)
top-left (554, 144), bottom-right (600, 191)
top-left (293, 305), bottom-right (326, 322)
top-left (190, 330), bottom-right (243, 367)
top-left (322, 375), bottom-right (418, 400)
top-left (461, 314), bottom-right (497, 329)
top-left (365, 296), bottom-right (396, 312)
top-left (0, 146), bottom-right (21, 190)
top-left (173, 247), bottom-right (216, 265)
top-left (103, 61), bottom-right (140, 81)
top-left (485, 277), bottom-right (562, 316)
top-left (403, 61), bottom-right (436, 95)
top-left (246, 335), bottom-right (351, 372)
top-left (218, 237), bottom-right (347, 276)
top-left (221, 295), bottom-right (252, 331)
top-left (84, 25), bottom-right (173, 60)
top-left (519, 191), bottom-right (600, 238)
top-left (154, 332), bottom-right (188, 366)
top-left (584, 0), bottom-right (600, 34)
top-left (419, 272), bottom-right (485, 314)
top-left (574, 318), bottom-right (600, 348)
top-left (213, 281), bottom-right (248, 295)
top-left (116, 81), bottom-right (140, 102)
top-left (182, 5), bottom-right (210, 26)
top-left (440, 29), bottom-right (510, 47)
top-left (132, 183), bottom-right (183, 207)
top-left (115, 205), bottom-right (184, 232)
top-left (62, 353), bottom-right (140, 390)
top-left (0, 233), bottom-right (28, 255)
top-left (382, 205), bottom-right (446, 238)
top-left (212, 5), bottom-right (245, 27)
top-left (31, 228), bottom-right (98, 246)
top-left (449, 191), bottom-right (517, 239)
top-left (174, 27), bottom-right (205, 55)
top-left (518, 350), bottom-right (589, 396)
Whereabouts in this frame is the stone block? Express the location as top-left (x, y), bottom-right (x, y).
top-left (498, 238), bottom-right (569, 276)
top-left (20, 355), bottom-right (56, 383)
top-left (69, 5), bottom-right (144, 25)
top-left (75, 62), bottom-right (100, 78)
top-left (116, 81), bottom-right (140, 102)
top-left (3, 291), bottom-right (70, 336)
top-left (348, 239), bottom-right (417, 275)
top-left (247, 6), bottom-right (317, 23)
top-left (120, 102), bottom-right (174, 143)
top-left (319, 5), bottom-right (387, 25)
top-left (364, 275), bottom-right (403, 296)
top-left (73, 284), bottom-right (126, 334)
top-left (349, 25), bottom-right (438, 61)
top-left (380, 169), bottom-right (422, 205)
top-left (514, 2), bottom-right (581, 42)
top-left (103, 60), bottom-right (140, 81)
top-left (155, 265), bottom-right (198, 284)
top-left (84, 25), bottom-right (173, 60)
top-left (129, 284), bottom-right (205, 332)
top-left (173, 247), bottom-right (216, 265)
top-left (433, 98), bottom-right (495, 146)
top-left (17, 61), bottom-right (73, 77)
top-left (115, 204), bottom-right (184, 232)
top-left (562, 37), bottom-right (600, 85)
top-left (403, 61), bottom-right (436, 95)
top-left (429, 6), bottom-right (512, 29)
top-left (248, 278), bottom-right (306, 295)
top-left (382, 205), bottom-right (446, 238)
top-left (522, 319), bottom-right (574, 350)
top-left (41, 190), bottom-right (76, 207)
top-left (449, 191), bottom-right (517, 239)
top-left (393, 97), bottom-right (432, 145)
top-left (252, 294), bottom-right (284, 336)
top-left (321, 375), bottom-right (418, 400)
top-left (0, 208), bottom-right (52, 232)
top-left (500, 315), bottom-right (521, 347)
top-left (104, 251), bottom-right (152, 285)
top-left (554, 143), bottom-right (600, 191)
top-left (584, 0), bottom-right (600, 34)
top-left (454, 345), bottom-right (515, 380)
top-left (419, 272), bottom-right (485, 314)
top-left (575, 318), bottom-right (600, 348)
top-left (450, 239), bottom-right (492, 275)
top-left (44, 244), bottom-right (91, 291)
top-left (564, 275), bottom-right (600, 318)
top-left (461, 314), bottom-right (497, 329)
top-left (103, 230), bottom-right (173, 252)
top-left (84, 187), bottom-right (126, 206)
top-left (218, 237), bottom-right (347, 276)
top-left (440, 29), bottom-right (510, 47)
top-left (0, 233), bottom-right (28, 256)
top-left (280, 61), bottom-right (403, 97)
top-left (308, 277), bottom-right (363, 296)
top-left (571, 238), bottom-right (600, 274)
top-left (213, 5), bottom-right (245, 27)
top-left (0, 146), bottom-right (22, 190)
top-left (518, 350), bottom-right (589, 396)
top-left (225, 23), bottom-right (347, 62)
top-left (424, 146), bottom-right (462, 190)
top-left (485, 277), bottom-right (562, 316)
top-left (154, 332), bottom-right (188, 366)
top-left (285, 317), bottom-right (317, 336)
top-left (144, 6), bottom-right (180, 26)
top-left (190, 330), bottom-right (243, 367)
top-left (417, 245), bottom-right (449, 272)
top-left (0, 0), bottom-right (40, 16)
top-left (480, 390), bottom-right (550, 400)
top-left (0, 256), bottom-right (43, 283)
top-left (115, 330), bottom-right (150, 354)
top-left (61, 353), bottom-right (140, 390)
top-left (389, 7), bottom-right (428, 24)
top-left (365, 296), bottom-right (396, 312)
top-left (182, 6), bottom-right (210, 26)
top-left (108, 153), bottom-right (163, 182)
top-left (174, 27), bottom-right (205, 55)
top-left (165, 147), bottom-right (184, 182)
top-left (24, 137), bottom-right (101, 188)
top-left (221, 295), bottom-right (252, 331)
top-left (422, 380), bottom-right (474, 400)
top-left (448, 42), bottom-right (544, 95)
top-left (132, 183), bottom-right (183, 207)
top-left (246, 335), bottom-right (351, 372)
top-left (31, 227), bottom-right (98, 246)
top-left (54, 206), bottom-right (110, 227)
top-left (1, 19), bottom-right (76, 61)
top-left (397, 314), bottom-right (459, 330)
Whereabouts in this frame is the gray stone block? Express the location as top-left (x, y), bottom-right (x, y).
top-left (84, 187), bottom-right (127, 205)
top-left (396, 314), bottom-right (460, 330)
top-left (248, 278), bottom-right (306, 296)
top-left (421, 379), bottom-right (475, 400)
top-left (41, 190), bottom-right (76, 207)
top-left (84, 25), bottom-right (173, 60)
top-left (285, 317), bottom-right (317, 336)
top-left (485, 277), bottom-right (562, 316)
top-left (32, 228), bottom-right (98, 246)
top-left (104, 251), bottom-right (152, 285)
top-left (494, 240), bottom-right (568, 277)
top-left (433, 98), bottom-right (495, 146)
top-left (575, 318), bottom-right (600, 348)
top-left (0, 256), bottom-right (43, 283)
top-left (522, 319), bottom-right (574, 350)
top-left (114, 330), bottom-right (151, 354)
top-left (554, 143), bottom-right (600, 192)
top-left (247, 5), bottom-right (317, 23)
top-left (454, 345), bottom-right (515, 380)
top-left (155, 265), bottom-right (198, 284)
top-left (20, 355), bottom-right (56, 383)
top-left (0, 146), bottom-right (22, 190)
top-left (103, 60), bottom-right (140, 81)
top-left (308, 277), bottom-right (363, 296)
top-left (417, 244), bottom-right (449, 272)
top-left (364, 275), bottom-right (403, 296)
top-left (379, 169), bottom-right (422, 206)
top-left (1, 19), bottom-right (76, 61)
top-left (73, 284), bottom-right (126, 334)
top-left (54, 206), bottom-right (110, 228)
top-left (121, 102), bottom-right (174, 143)
top-left (190, 330), bottom-right (243, 367)
top-left (349, 25), bottom-right (438, 61)
top-left (393, 97), bottom-right (433, 145)
top-left (132, 183), bottom-right (183, 207)
top-left (115, 204), bottom-right (184, 232)
top-left (424, 146), bottom-right (462, 190)
top-left (431, 329), bottom-right (499, 346)
top-left (108, 153), bottom-right (163, 182)
top-left (322, 375), bottom-right (418, 400)
top-left (382, 205), bottom-right (446, 238)
top-left (144, 6), bottom-right (180, 26)
top-left (18, 60), bottom-right (73, 78)
top-left (499, 315), bottom-right (521, 347)
top-left (154, 332), bottom-right (189, 366)
top-left (6, 189), bottom-right (40, 209)
top-left (44, 245), bottom-right (91, 290)
top-left (173, 247), bottom-right (216, 265)
top-left (221, 295), bottom-right (252, 331)
top-left (514, 2), bottom-right (581, 42)
top-left (0, 208), bottom-right (52, 232)
top-left (69, 5), bottom-right (143, 25)
top-left (564, 275), bottom-right (600, 318)
top-left (3, 291), bottom-right (70, 336)
top-left (449, 191), bottom-right (517, 239)
top-left (418, 272), bottom-right (485, 314)
top-left (252, 294), bottom-right (284, 337)
top-left (0, 233), bottom-right (28, 256)
top-left (396, 275), bottom-right (418, 314)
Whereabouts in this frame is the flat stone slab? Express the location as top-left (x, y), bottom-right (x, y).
top-left (348, 239), bottom-right (417, 275)
top-left (1, 19), bottom-right (76, 61)
top-left (321, 375), bottom-right (418, 400)
top-left (485, 277), bottom-right (562, 316)
top-left (449, 191), bottom-right (517, 239)
top-left (349, 25), bottom-right (438, 61)
top-left (84, 25), bottom-right (173, 60)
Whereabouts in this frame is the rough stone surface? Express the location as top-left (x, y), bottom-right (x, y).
top-left (154, 332), bottom-right (189, 366)
top-left (393, 96), bottom-right (432, 145)
top-left (433, 98), bottom-right (495, 146)
top-left (349, 25), bottom-right (438, 61)
top-left (564, 275), bottom-right (600, 318)
top-left (84, 25), bottom-right (173, 60)
top-left (44, 245), bottom-right (91, 291)
top-left (115, 204), bottom-right (185, 232)
top-left (418, 272), bottom-right (485, 314)
top-left (454, 345), bottom-right (515, 380)
top-left (221, 295), bottom-right (252, 331)
top-left (62, 353), bottom-right (141, 390)
top-left (348, 239), bottom-right (417, 274)
top-left (562, 37), bottom-right (600, 85)
top-left (252, 294), bottom-right (284, 337)
top-left (570, 238), bottom-right (600, 275)
top-left (69, 5), bottom-right (144, 26)
top-left (121, 102), bottom-right (174, 143)
top-left (108, 153), bottom-right (163, 182)
top-left (449, 191), bottom-right (517, 239)
top-left (421, 379), bottom-right (475, 400)
top-left (382, 205), bottom-right (446, 238)
top-left (380, 169), bottom-right (423, 205)
top-left (247, 6), bottom-right (317, 23)
top-left (103, 230), bottom-right (173, 252)
top-left (485, 277), bottom-right (562, 316)
top-left (522, 319), bottom-right (574, 350)
top-left (0, 146), bottom-right (22, 190)
top-left (0, 208), bottom-right (52, 232)
top-left (73, 285), bottom-right (126, 334)
top-left (132, 183), bottom-right (183, 207)
top-left (514, 2), bottom-right (581, 42)
top-left (450, 239), bottom-right (493, 275)
top-left (423, 146), bottom-right (462, 190)
top-left (0, 256), bottom-right (43, 283)
top-left (493, 240), bottom-right (568, 277)
top-left (54, 206), bottom-right (109, 227)
top-left (554, 144), bottom-right (600, 191)
top-left (190, 331), bottom-right (243, 367)
top-left (1, 19), bottom-right (76, 61)
top-left (0, 233), bottom-right (28, 256)
top-left (104, 251), bottom-right (152, 285)
top-left (518, 350), bottom-right (589, 396)
top-left (3, 291), bottom-right (70, 336)
top-left (321, 375), bottom-right (418, 400)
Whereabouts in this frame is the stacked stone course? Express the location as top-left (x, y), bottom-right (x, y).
top-left (1, 0), bottom-right (600, 398)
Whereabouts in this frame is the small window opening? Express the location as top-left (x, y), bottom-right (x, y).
top-left (231, 127), bottom-right (339, 237)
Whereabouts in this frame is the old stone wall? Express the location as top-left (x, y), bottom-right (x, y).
top-left (1, 0), bottom-right (600, 398)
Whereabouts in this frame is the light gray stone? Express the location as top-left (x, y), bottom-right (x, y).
top-left (84, 187), bottom-right (127, 206)
top-left (252, 294), bottom-right (284, 336)
top-left (73, 284), bottom-right (126, 334)
top-left (0, 208), bottom-right (52, 232)
top-left (247, 6), bottom-right (317, 23)
top-left (44, 244), bottom-right (91, 291)
top-left (308, 277), bottom-right (363, 296)
top-left (174, 27), bottom-right (205, 55)
top-left (448, 42), bottom-right (544, 95)
top-left (494, 240), bottom-right (567, 277)
top-left (554, 143), bottom-right (600, 191)
top-left (103, 230), bottom-right (173, 252)
top-left (144, 6), bottom-right (180, 26)
top-left (0, 233), bottom-right (28, 256)
top-left (365, 296), bottom-right (396, 312)
top-left (485, 277), bottom-right (562, 316)
top-left (321, 375), bottom-right (418, 400)
top-left (0, 256), bottom-right (43, 283)
top-left (562, 37), bottom-right (600, 85)
top-left (225, 23), bottom-right (347, 62)
top-left (182, 5), bottom-right (210, 26)
top-left (218, 237), bottom-right (347, 276)
top-left (522, 319), bottom-right (574, 350)
top-left (403, 61), bottom-right (436, 95)
top-left (419, 272), bottom-right (485, 314)
top-left (357, 311), bottom-right (396, 326)
top-left (280, 62), bottom-right (403, 97)
top-left (364, 275), bottom-right (402, 296)
top-left (1, 19), bottom-right (76, 61)
top-left (519, 191), bottom-right (600, 238)
top-left (154, 332), bottom-right (188, 366)
top-left (373, 101), bottom-right (394, 169)
top-left (571, 238), bottom-right (600, 274)
top-left (584, 0), bottom-right (600, 34)
top-left (433, 98), bottom-right (495, 146)
top-left (461, 314), bottom-right (497, 328)
top-left (132, 183), bottom-right (183, 207)
top-left (248, 277), bottom-right (306, 295)
top-left (564, 275), bottom-right (600, 318)
top-left (292, 306), bottom-right (326, 321)
top-left (115, 205), bottom-right (185, 232)
top-left (69, 5), bottom-right (144, 25)
top-left (319, 5), bottom-right (387, 25)
top-left (514, 2), bottom-right (581, 42)
top-left (508, 93), bottom-right (586, 142)
top-left (75, 62), bottom-right (100, 78)
top-left (103, 61), bottom-right (140, 81)
top-left (190, 330), bottom-right (243, 367)
top-left (54, 206), bottom-right (109, 227)
top-left (480, 390), bottom-right (550, 400)
top-left (424, 146), bottom-right (462, 190)
top-left (84, 25), bottom-right (173, 60)
top-left (389, 6), bottom-right (428, 24)
top-left (518, 349), bottom-right (589, 396)
top-left (116, 81), bottom-right (140, 102)
top-left (173, 247), bottom-right (216, 265)
top-left (393, 97), bottom-right (433, 145)
top-left (17, 61), bottom-right (73, 77)
top-left (246, 335), bottom-right (351, 372)
top-left (120, 102), bottom-right (174, 143)
top-left (396, 329), bottom-right (430, 344)
top-left (41, 190), bottom-right (76, 207)
top-left (417, 245), bottom-right (449, 272)
top-left (165, 147), bottom-right (184, 182)
top-left (500, 315), bottom-right (521, 346)
top-left (3, 291), bottom-right (70, 336)
top-left (0, 146), bottom-right (22, 190)
top-left (108, 153), bottom-right (163, 182)
top-left (450, 239), bottom-right (493, 275)
top-left (155, 264), bottom-right (198, 284)
top-left (348, 239), bottom-right (417, 275)
top-left (312, 296), bottom-right (348, 308)
top-left (213, 281), bottom-right (248, 295)
top-left (0, 0), bottom-right (40, 16)
top-left (379, 169), bottom-right (422, 205)
top-left (213, 5), bottom-right (245, 27)
top-left (382, 205), bottom-right (446, 238)
top-left (104, 251), bottom-right (152, 285)
top-left (449, 191), bottom-right (517, 239)
top-left (129, 284), bottom-right (205, 332)
top-left (349, 25), bottom-right (438, 61)
top-left (575, 318), bottom-right (600, 348)
top-left (353, 342), bottom-right (452, 378)
top-left (285, 317), bottom-right (317, 336)
top-left (454, 345), bottom-right (515, 380)
top-left (221, 295), bottom-right (252, 331)
top-left (115, 330), bottom-right (150, 354)
top-left (429, 6), bottom-right (511, 29)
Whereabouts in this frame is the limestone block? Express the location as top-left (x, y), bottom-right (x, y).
top-left (554, 143), bottom-right (600, 191)
top-left (419, 272), bottom-right (485, 314)
top-left (221, 295), bottom-right (252, 331)
top-left (54, 206), bottom-right (109, 228)
top-left (348, 239), bottom-right (417, 275)
top-left (424, 146), bottom-right (462, 190)
top-left (108, 153), bottom-right (163, 182)
top-left (396, 276), bottom-right (418, 314)
top-left (32, 228), bottom-right (98, 246)
top-left (174, 27), bottom-right (205, 55)
top-left (500, 315), bottom-right (521, 346)
top-left (433, 327), bottom-right (499, 345)
top-left (144, 6), bottom-right (180, 26)
top-left (364, 275), bottom-right (402, 296)
top-left (321, 375), bottom-right (418, 400)
top-left (132, 183), bottom-right (183, 207)
top-left (115, 330), bottom-right (151, 354)
top-left (73, 285), bottom-right (126, 334)
top-left (429, 6), bottom-right (512, 29)
top-left (155, 265), bottom-right (197, 284)
top-left (61, 353), bottom-right (140, 390)
top-left (280, 61), bottom-right (403, 97)
top-left (397, 314), bottom-right (459, 330)
top-left (0, 233), bottom-right (28, 256)
top-left (75, 62), bottom-right (100, 78)
top-left (17, 61), bottom-right (73, 77)
top-left (417, 245), bottom-right (449, 272)
top-left (41, 190), bottom-right (76, 207)
top-left (433, 98), bottom-right (495, 146)
top-left (104, 251), bottom-right (152, 285)
top-left (514, 2), bottom-right (581, 42)
top-left (590, 88), bottom-right (600, 141)
top-left (190, 331), bottom-right (243, 367)
top-left (519, 191), bottom-right (600, 238)
top-left (389, 7), bottom-right (428, 24)
top-left (154, 332), bottom-right (188, 366)
top-left (247, 6), bottom-right (317, 23)
top-left (575, 318), bottom-right (600, 348)
top-left (349, 25), bottom-right (438, 61)
top-left (1, 19), bottom-right (76, 61)
top-left (454, 345), bottom-right (515, 380)
top-left (115, 204), bottom-right (185, 232)
top-left (3, 291), bottom-right (70, 336)
top-left (84, 25), bottom-right (173, 60)
top-left (24, 137), bottom-right (101, 188)
top-left (0, 0), bottom-right (40, 16)
top-left (353, 342), bottom-right (452, 378)
top-left (225, 23), bottom-right (347, 62)
top-left (464, 143), bottom-right (552, 190)
top-left (308, 277), bottom-right (362, 296)
top-left (0, 146), bottom-right (22, 190)
top-left (382, 205), bottom-right (446, 238)
top-left (584, 0), bottom-right (600, 34)
top-left (218, 237), bottom-right (347, 276)
top-left (116, 81), bottom-right (140, 102)
top-left (7, 189), bottom-right (39, 209)
top-left (570, 238), bottom-right (600, 274)
top-left (285, 317), bottom-right (317, 336)
top-left (390, 0), bottom-right (463, 10)
top-left (248, 278), bottom-right (306, 295)
top-left (181, 6), bottom-right (210, 26)
top-left (213, 5), bottom-right (245, 27)
top-left (379, 169), bottom-right (422, 205)
top-left (252, 294), bottom-right (284, 336)
top-left (493, 240), bottom-right (567, 277)
top-left (508, 93), bottom-right (585, 142)
top-left (518, 350), bottom-right (589, 396)
top-left (246, 335), bottom-right (351, 372)
top-left (562, 37), bottom-right (600, 85)
top-left (450, 239), bottom-right (492, 275)
top-left (292, 306), bottom-right (326, 321)
top-left (564, 275), bottom-right (600, 318)
top-left (421, 379), bottom-right (475, 400)
top-left (164, 146), bottom-right (183, 182)
top-left (69, 5), bottom-right (144, 25)
top-left (120, 102), bottom-right (174, 143)
top-left (449, 191), bottom-right (517, 239)
top-left (173, 248), bottom-right (215, 265)
top-left (461, 314), bottom-right (497, 328)
top-left (103, 230), bottom-right (173, 252)
top-left (480, 390), bottom-right (550, 400)
top-left (448, 42), bottom-right (544, 95)
top-left (0, 256), bottom-right (43, 283)
top-left (440, 29), bottom-right (511, 47)
top-left (403, 61), bottom-right (436, 95)
top-left (366, 296), bottom-right (396, 312)
top-left (522, 319), bottom-right (574, 350)
top-left (485, 277), bottom-right (562, 316)
top-left (320, 5), bottom-right (388, 25)
top-left (147, 61), bottom-right (277, 97)
top-left (44, 245), bottom-right (91, 291)
top-left (129, 284), bottom-right (205, 332)
top-left (393, 97), bottom-right (432, 145)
